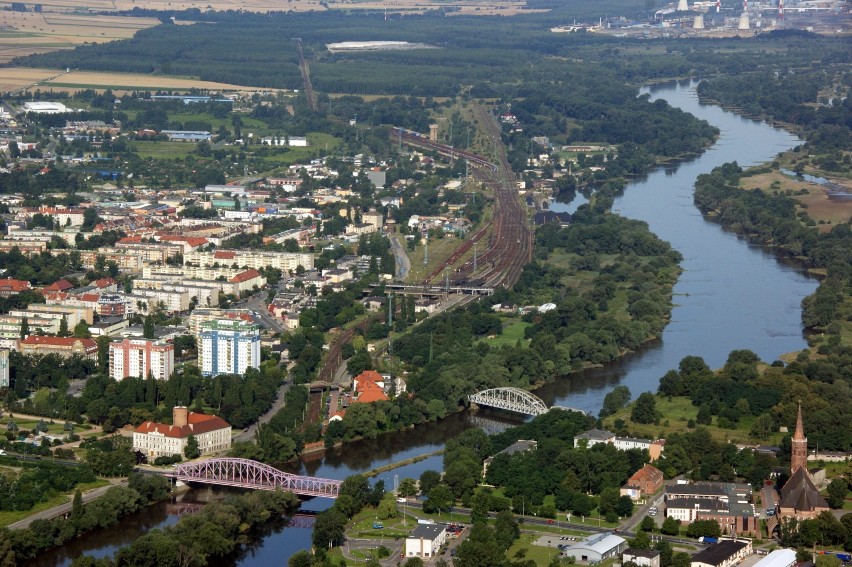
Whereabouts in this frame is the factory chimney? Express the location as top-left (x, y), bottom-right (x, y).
top-left (778, 0), bottom-right (784, 19)
top-left (716, 0), bottom-right (720, 12)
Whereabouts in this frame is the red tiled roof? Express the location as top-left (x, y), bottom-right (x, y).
top-left (0, 278), bottom-right (32, 292)
top-left (354, 370), bottom-right (383, 390)
top-left (44, 279), bottom-right (74, 292)
top-left (158, 235), bottom-right (208, 248)
top-left (229, 269), bottom-right (262, 284)
top-left (93, 278), bottom-right (116, 288)
top-left (629, 464), bottom-right (663, 483)
top-left (118, 236), bottom-right (143, 244)
top-left (134, 412), bottom-right (231, 438)
top-left (213, 251), bottom-right (236, 260)
top-left (78, 293), bottom-right (101, 303)
top-left (20, 336), bottom-right (97, 353)
top-left (353, 382), bottom-right (388, 403)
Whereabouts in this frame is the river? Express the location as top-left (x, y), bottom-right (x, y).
top-left (29, 80), bottom-right (819, 566)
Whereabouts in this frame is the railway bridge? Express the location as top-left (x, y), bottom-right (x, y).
top-left (166, 458), bottom-right (342, 499)
top-left (469, 387), bottom-right (586, 417)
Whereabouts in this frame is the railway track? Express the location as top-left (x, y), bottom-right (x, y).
top-left (392, 113), bottom-right (530, 289)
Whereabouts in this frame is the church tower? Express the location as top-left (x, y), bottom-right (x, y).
top-left (790, 402), bottom-right (808, 474)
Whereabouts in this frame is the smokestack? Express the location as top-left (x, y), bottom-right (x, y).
top-left (778, 0), bottom-right (784, 19)
top-left (694, 14), bottom-right (705, 28)
top-left (716, 0), bottom-right (720, 12)
top-left (677, 0), bottom-right (689, 11)
top-left (173, 406), bottom-right (188, 427)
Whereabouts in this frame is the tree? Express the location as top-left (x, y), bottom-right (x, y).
top-left (184, 435), bottom-right (200, 459)
top-left (600, 386), bottom-right (631, 418)
top-left (672, 552), bottom-right (692, 567)
top-left (685, 519), bottom-right (721, 539)
top-left (20, 316), bottom-right (29, 339)
top-left (661, 517), bottom-right (681, 536)
top-left (629, 530), bottom-right (652, 549)
top-left (640, 516), bottom-right (656, 532)
top-left (312, 508), bottom-right (346, 548)
top-left (70, 488), bottom-right (84, 524)
top-left (398, 477), bottom-right (418, 498)
top-left (73, 320), bottom-right (91, 338)
top-left (419, 470), bottom-right (441, 495)
top-left (826, 478), bottom-right (848, 509)
top-left (143, 315), bottom-right (155, 339)
top-left (59, 315), bottom-right (70, 337)
top-left (424, 484), bottom-right (453, 513)
top-left (631, 393), bottom-right (657, 424)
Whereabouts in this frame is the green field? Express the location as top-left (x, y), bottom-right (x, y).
top-left (479, 318), bottom-right (530, 347)
top-left (603, 395), bottom-right (782, 445)
top-left (132, 140), bottom-right (197, 159)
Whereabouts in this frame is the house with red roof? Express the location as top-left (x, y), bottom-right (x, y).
top-left (133, 406), bottom-right (232, 459)
top-left (19, 336), bottom-right (98, 359)
top-left (351, 370), bottom-right (389, 404)
top-left (0, 278), bottom-right (32, 297)
top-left (43, 279), bottom-right (74, 293)
top-left (229, 268), bottom-right (266, 294)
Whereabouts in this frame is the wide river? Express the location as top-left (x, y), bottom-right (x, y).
top-left (29, 80), bottom-right (818, 566)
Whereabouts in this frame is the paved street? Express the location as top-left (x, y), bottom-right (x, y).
top-left (8, 478), bottom-right (126, 530)
top-left (244, 294), bottom-right (285, 333)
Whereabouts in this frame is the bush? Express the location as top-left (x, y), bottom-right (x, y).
top-left (153, 454), bottom-right (182, 466)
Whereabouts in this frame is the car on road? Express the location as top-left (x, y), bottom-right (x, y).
top-left (648, 507), bottom-right (657, 516)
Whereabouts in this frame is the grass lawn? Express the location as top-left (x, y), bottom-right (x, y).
top-left (506, 533), bottom-right (562, 566)
top-left (603, 395), bottom-right (784, 446)
top-left (1, 418), bottom-right (71, 436)
top-left (132, 141), bottom-right (197, 159)
top-left (0, 479), bottom-right (110, 527)
top-left (478, 318), bottom-right (529, 347)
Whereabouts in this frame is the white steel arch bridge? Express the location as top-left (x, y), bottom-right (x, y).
top-left (468, 387), bottom-right (586, 417)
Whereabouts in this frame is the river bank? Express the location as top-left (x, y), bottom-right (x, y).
top-left (27, 80), bottom-right (822, 566)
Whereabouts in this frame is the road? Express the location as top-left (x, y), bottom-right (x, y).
top-left (243, 293), bottom-right (286, 333)
top-left (8, 479), bottom-right (127, 530)
top-left (389, 235), bottom-right (411, 281)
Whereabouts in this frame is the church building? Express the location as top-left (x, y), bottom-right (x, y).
top-left (776, 404), bottom-right (829, 521)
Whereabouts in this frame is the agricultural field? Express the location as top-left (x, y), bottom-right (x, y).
top-left (0, 11), bottom-right (159, 64)
top-left (2, 67), bottom-right (271, 95)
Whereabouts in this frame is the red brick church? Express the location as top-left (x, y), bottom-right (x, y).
top-left (777, 404), bottom-right (829, 521)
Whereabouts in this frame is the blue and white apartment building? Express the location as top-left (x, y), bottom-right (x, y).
top-left (200, 319), bottom-right (261, 377)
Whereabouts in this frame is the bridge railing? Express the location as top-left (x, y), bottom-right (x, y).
top-left (167, 458), bottom-right (342, 498)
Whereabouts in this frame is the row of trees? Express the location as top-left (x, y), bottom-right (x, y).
top-left (65, 487), bottom-right (300, 567)
top-left (0, 473), bottom-right (171, 563)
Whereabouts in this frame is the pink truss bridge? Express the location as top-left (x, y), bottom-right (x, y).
top-left (167, 458), bottom-right (342, 498)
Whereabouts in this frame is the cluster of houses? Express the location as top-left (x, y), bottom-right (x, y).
top-left (403, 414), bottom-right (834, 565)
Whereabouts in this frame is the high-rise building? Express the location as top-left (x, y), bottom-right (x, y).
top-left (109, 338), bottom-right (175, 381)
top-left (200, 319), bottom-right (260, 377)
top-left (790, 402), bottom-right (808, 474)
top-left (0, 349), bottom-right (8, 388)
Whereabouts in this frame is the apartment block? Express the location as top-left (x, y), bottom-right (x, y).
top-left (200, 319), bottom-right (260, 377)
top-left (109, 338), bottom-right (175, 381)
top-left (185, 249), bottom-right (313, 272)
